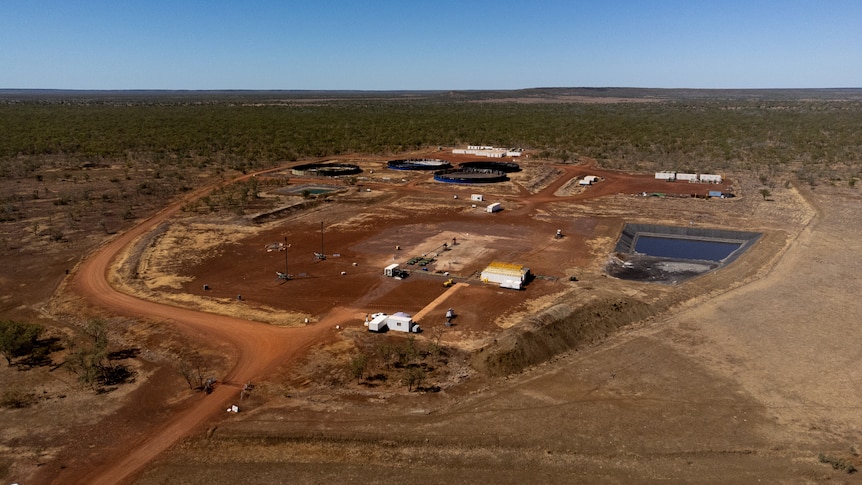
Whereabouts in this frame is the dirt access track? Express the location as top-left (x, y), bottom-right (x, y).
top-left (42, 153), bottom-right (862, 483)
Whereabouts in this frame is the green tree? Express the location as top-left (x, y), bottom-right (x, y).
top-left (397, 335), bottom-right (418, 366)
top-left (349, 353), bottom-right (368, 381)
top-left (378, 343), bottom-right (396, 369)
top-left (0, 320), bottom-right (44, 365)
top-left (402, 366), bottom-right (425, 392)
top-left (64, 319), bottom-right (110, 390)
top-left (759, 188), bottom-right (772, 200)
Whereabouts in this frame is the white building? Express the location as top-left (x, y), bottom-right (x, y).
top-left (366, 312), bottom-right (421, 333)
top-left (699, 173), bottom-right (723, 183)
top-left (453, 145), bottom-right (522, 158)
top-left (481, 262), bottom-right (530, 290)
top-left (676, 173), bottom-right (699, 182)
top-left (486, 202), bottom-right (502, 213)
top-left (655, 171), bottom-right (676, 181)
top-left (471, 194), bottom-right (484, 202)
top-left (386, 312), bottom-right (420, 333)
top-left (579, 175), bottom-right (599, 186)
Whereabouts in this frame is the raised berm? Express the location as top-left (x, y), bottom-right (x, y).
top-left (607, 223), bottom-right (761, 284)
top-left (387, 158), bottom-right (452, 171)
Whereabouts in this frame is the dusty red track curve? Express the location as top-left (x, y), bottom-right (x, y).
top-left (52, 160), bottom-right (728, 484)
top-left (52, 179), bottom-right (339, 485)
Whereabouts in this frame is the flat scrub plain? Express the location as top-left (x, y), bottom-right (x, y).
top-left (1, 89), bottom-right (861, 484)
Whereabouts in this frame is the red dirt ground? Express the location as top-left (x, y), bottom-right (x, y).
top-left (46, 154), bottom-right (737, 484)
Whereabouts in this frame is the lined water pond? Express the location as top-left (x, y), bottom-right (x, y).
top-left (634, 236), bottom-right (742, 262)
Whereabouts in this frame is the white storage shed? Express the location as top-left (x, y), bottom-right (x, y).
top-left (471, 194), bottom-right (484, 202)
top-left (481, 262), bottom-right (529, 289)
top-left (486, 202), bottom-right (502, 213)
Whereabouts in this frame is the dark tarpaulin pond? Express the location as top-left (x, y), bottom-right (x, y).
top-left (634, 236), bottom-right (741, 262)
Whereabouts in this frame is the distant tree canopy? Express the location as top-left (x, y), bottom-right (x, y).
top-left (1, 94), bottom-right (860, 180)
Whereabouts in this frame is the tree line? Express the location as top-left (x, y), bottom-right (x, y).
top-left (1, 97), bottom-right (860, 181)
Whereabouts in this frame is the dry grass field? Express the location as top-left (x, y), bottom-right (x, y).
top-left (134, 170), bottom-right (862, 484)
top-left (1, 124), bottom-right (860, 484)
top-left (4, 148), bottom-right (860, 483)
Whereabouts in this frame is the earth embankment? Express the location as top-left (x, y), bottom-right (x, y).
top-left (472, 296), bottom-right (657, 376)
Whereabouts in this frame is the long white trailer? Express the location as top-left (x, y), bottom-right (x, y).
top-left (366, 312), bottom-right (421, 333)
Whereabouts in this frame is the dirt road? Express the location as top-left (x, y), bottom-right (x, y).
top-left (53, 178), bottom-right (344, 485)
top-left (48, 158), bottom-right (739, 483)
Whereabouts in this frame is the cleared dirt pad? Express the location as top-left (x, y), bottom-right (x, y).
top-left (137, 183), bottom-right (861, 483)
top-left (10, 152), bottom-right (861, 484)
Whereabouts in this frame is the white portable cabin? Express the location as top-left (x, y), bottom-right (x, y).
top-left (699, 173), bottom-right (723, 184)
top-left (676, 173), bottom-right (699, 182)
top-left (579, 175), bottom-right (599, 186)
top-left (384, 263), bottom-right (400, 277)
top-left (481, 262), bottom-right (529, 290)
top-left (486, 202), bottom-right (502, 213)
top-left (655, 171), bottom-right (676, 181)
top-left (386, 312), bottom-right (420, 333)
top-left (367, 313), bottom-right (388, 332)
top-left (471, 194), bottom-right (484, 202)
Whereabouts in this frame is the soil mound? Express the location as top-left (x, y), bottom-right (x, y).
top-left (472, 296), bottom-right (656, 377)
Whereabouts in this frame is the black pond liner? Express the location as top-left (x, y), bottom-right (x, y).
top-left (291, 162), bottom-right (362, 177)
top-left (607, 223), bottom-right (761, 284)
top-left (433, 168), bottom-right (509, 184)
top-left (387, 159), bottom-right (452, 171)
top-left (459, 161), bottom-right (522, 173)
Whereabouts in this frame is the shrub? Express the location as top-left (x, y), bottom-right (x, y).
top-left (0, 388), bottom-right (35, 409)
top-left (819, 453), bottom-right (858, 474)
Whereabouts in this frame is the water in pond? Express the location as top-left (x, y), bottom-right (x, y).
top-left (634, 236), bottom-right (741, 261)
top-left (280, 185), bottom-right (337, 195)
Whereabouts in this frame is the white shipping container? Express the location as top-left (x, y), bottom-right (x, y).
top-left (368, 313), bottom-right (388, 332)
top-left (699, 174), bottom-right (722, 183)
top-left (384, 263), bottom-right (399, 277)
top-left (486, 202), bottom-right (502, 213)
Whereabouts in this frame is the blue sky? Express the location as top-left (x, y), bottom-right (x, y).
top-left (1, 1), bottom-right (860, 90)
